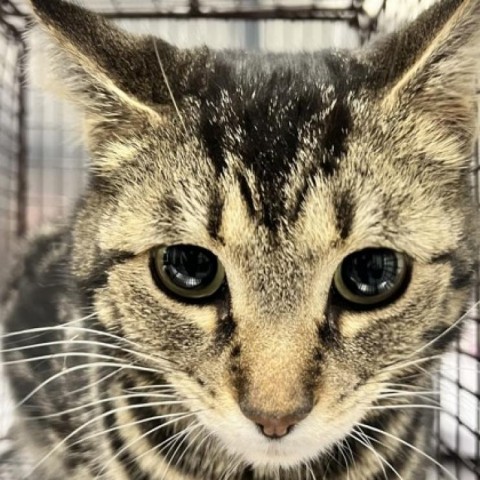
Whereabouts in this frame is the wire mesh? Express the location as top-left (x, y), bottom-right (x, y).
top-left (0, 7), bottom-right (25, 282)
top-left (0, 0), bottom-right (25, 460)
top-left (432, 127), bottom-right (480, 479)
top-left (0, 0), bottom-right (479, 479)
top-left (8, 0), bottom-right (370, 20)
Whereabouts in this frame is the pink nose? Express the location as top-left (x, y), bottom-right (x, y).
top-left (245, 411), bottom-right (310, 439)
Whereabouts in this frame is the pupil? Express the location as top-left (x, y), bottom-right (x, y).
top-left (164, 246), bottom-right (217, 290)
top-left (343, 249), bottom-right (397, 296)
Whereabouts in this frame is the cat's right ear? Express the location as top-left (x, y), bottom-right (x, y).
top-left (28, 0), bottom-right (208, 139)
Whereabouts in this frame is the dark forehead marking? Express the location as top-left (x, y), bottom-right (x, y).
top-left (207, 189), bottom-right (225, 243)
top-left (289, 101), bottom-right (352, 224)
top-left (289, 164), bottom-right (316, 224)
top-left (237, 171), bottom-right (256, 219)
top-left (324, 99), bottom-right (352, 158)
top-left (198, 57), bottom-right (237, 177)
top-left (334, 189), bottom-right (355, 240)
top-left (198, 51), bottom-right (357, 232)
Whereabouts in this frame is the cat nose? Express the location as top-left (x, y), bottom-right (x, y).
top-left (243, 409), bottom-right (311, 439)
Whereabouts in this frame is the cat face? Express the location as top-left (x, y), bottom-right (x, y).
top-left (29, 0), bottom-right (479, 470)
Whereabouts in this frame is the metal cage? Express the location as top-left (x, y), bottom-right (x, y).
top-left (0, 1), bottom-right (478, 478)
top-left (0, 0), bottom-right (26, 274)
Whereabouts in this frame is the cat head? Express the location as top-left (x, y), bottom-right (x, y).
top-left (29, 0), bottom-right (480, 470)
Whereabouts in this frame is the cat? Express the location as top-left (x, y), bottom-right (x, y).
top-left (1, 0), bottom-right (479, 478)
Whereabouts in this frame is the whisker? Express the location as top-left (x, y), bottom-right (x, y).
top-left (378, 390), bottom-right (442, 405)
top-left (336, 444), bottom-right (351, 480)
top-left (167, 422), bottom-right (206, 474)
top-left (373, 382), bottom-right (428, 390)
top-left (76, 409), bottom-right (193, 451)
top-left (2, 329), bottom-right (177, 371)
top-left (24, 400), bottom-right (197, 477)
top-left (344, 439), bottom-right (356, 479)
top-left (158, 422), bottom-right (204, 479)
top-left (68, 365), bottom-right (125, 396)
top-left (379, 390), bottom-right (440, 397)
top-left (8, 357), bottom-right (161, 407)
top-left (349, 430), bottom-right (391, 480)
top-left (93, 410), bottom-right (200, 479)
top-left (0, 314), bottom-right (98, 343)
top-left (184, 426), bottom-right (217, 475)
top-left (124, 384), bottom-right (177, 392)
top-left (367, 404), bottom-right (443, 411)
top-left (382, 354), bottom-right (443, 375)
top-left (152, 39), bottom-right (187, 133)
top-left (1, 322), bottom-right (180, 371)
top-left (351, 428), bottom-right (403, 480)
top-left (358, 422), bottom-right (456, 480)
top-left (28, 393), bottom-right (190, 420)
top-left (306, 460), bottom-right (318, 480)
top-left (407, 300), bottom-right (480, 359)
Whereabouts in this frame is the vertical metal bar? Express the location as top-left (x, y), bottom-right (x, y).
top-left (16, 38), bottom-right (27, 237)
top-left (245, 0), bottom-right (260, 50)
top-left (190, 0), bottom-right (200, 15)
top-left (475, 108), bottom-right (480, 476)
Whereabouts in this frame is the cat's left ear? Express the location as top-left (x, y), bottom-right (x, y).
top-left (365, 0), bottom-right (480, 154)
top-left (28, 0), bottom-right (208, 135)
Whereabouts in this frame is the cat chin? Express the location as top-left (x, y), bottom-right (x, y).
top-left (227, 440), bottom-right (326, 469)
top-left (218, 425), bottom-right (340, 469)
top-left (197, 410), bottom-right (352, 469)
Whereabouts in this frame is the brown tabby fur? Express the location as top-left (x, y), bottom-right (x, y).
top-left (1, 0), bottom-right (479, 479)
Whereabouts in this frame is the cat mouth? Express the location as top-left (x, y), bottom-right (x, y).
top-left (210, 420), bottom-right (332, 468)
top-left (238, 436), bottom-right (323, 468)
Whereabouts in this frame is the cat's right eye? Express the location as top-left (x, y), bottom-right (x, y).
top-left (150, 245), bottom-right (226, 302)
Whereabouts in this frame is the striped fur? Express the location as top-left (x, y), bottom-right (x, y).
top-left (1, 0), bottom-right (480, 478)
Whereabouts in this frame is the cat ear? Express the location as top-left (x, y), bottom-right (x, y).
top-left (28, 0), bottom-right (207, 134)
top-left (367, 0), bottom-right (480, 149)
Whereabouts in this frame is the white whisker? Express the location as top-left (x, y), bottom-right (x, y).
top-left (9, 358), bottom-right (160, 408)
top-left (94, 410), bottom-right (200, 479)
top-left (28, 392), bottom-right (189, 420)
top-left (153, 39), bottom-right (187, 133)
top-left (351, 429), bottom-right (403, 480)
top-left (358, 422), bottom-right (456, 480)
top-left (24, 400), bottom-right (197, 477)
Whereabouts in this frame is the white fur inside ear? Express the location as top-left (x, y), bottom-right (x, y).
top-left (25, 25), bottom-right (88, 121)
top-left (25, 26), bottom-right (86, 148)
top-left (26, 26), bottom-right (61, 94)
top-left (25, 22), bottom-right (162, 124)
top-left (25, 24), bottom-right (105, 111)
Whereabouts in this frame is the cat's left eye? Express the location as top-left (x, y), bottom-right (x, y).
top-left (333, 248), bottom-right (409, 308)
top-left (150, 245), bottom-right (226, 302)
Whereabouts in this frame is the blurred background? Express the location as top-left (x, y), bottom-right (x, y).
top-left (0, 0), bottom-right (478, 478)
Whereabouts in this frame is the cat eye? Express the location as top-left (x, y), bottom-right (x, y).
top-left (333, 248), bottom-right (409, 308)
top-left (151, 245), bottom-right (226, 301)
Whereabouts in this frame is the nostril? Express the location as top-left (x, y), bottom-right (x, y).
top-left (248, 411), bottom-right (310, 439)
top-left (239, 399), bottom-right (313, 439)
top-left (254, 420), bottom-right (293, 438)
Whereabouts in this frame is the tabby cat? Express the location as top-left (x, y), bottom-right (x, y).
top-left (1, 0), bottom-right (479, 478)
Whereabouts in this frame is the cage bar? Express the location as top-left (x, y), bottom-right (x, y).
top-left (0, 1), bottom-right (27, 271)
